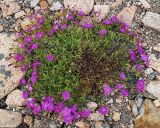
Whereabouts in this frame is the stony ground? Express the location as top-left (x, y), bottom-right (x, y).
top-left (0, 0), bottom-right (160, 128)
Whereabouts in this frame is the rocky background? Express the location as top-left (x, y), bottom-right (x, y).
top-left (0, 0), bottom-right (160, 128)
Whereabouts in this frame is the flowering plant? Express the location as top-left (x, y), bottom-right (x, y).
top-left (14, 9), bottom-right (148, 125)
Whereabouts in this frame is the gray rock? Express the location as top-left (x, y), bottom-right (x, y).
top-left (135, 96), bottom-right (143, 108)
top-left (120, 112), bottom-right (130, 124)
top-left (88, 112), bottom-right (104, 121)
top-left (0, 65), bottom-right (5, 75)
top-left (147, 73), bottom-right (156, 80)
top-left (0, 109), bottom-right (22, 127)
top-left (102, 123), bottom-right (110, 128)
top-left (49, 121), bottom-right (57, 128)
top-left (5, 70), bottom-right (11, 78)
top-left (142, 12), bottom-right (160, 32)
top-left (0, 53), bottom-right (4, 60)
top-left (30, 0), bottom-right (40, 8)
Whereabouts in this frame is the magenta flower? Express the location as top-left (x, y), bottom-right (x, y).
top-left (14, 53), bottom-right (24, 62)
top-left (41, 97), bottom-right (54, 112)
top-left (31, 60), bottom-right (41, 68)
top-left (27, 98), bottom-right (35, 108)
top-left (28, 85), bottom-right (33, 93)
top-left (136, 79), bottom-right (145, 93)
top-left (61, 24), bottom-right (68, 30)
top-left (82, 23), bottom-right (93, 29)
top-left (136, 64), bottom-right (143, 72)
top-left (54, 102), bottom-right (65, 113)
top-left (62, 91), bottom-right (70, 101)
top-left (20, 78), bottom-right (26, 85)
top-left (20, 65), bottom-right (28, 72)
top-left (121, 89), bottom-right (129, 97)
top-left (119, 72), bottom-right (126, 80)
top-left (98, 106), bottom-right (109, 115)
top-left (20, 42), bottom-right (26, 49)
top-left (141, 54), bottom-right (149, 66)
top-left (103, 20), bottom-right (112, 25)
top-left (78, 10), bottom-right (85, 16)
top-left (115, 83), bottom-right (123, 90)
top-left (61, 107), bottom-right (71, 117)
top-left (110, 16), bottom-right (119, 23)
top-left (37, 16), bottom-right (44, 25)
top-left (103, 84), bottom-right (112, 96)
top-left (22, 91), bottom-right (28, 99)
top-left (136, 43), bottom-right (144, 54)
top-left (120, 27), bottom-right (126, 33)
top-left (25, 35), bottom-right (32, 43)
top-left (46, 54), bottom-right (55, 62)
top-left (70, 105), bottom-right (77, 113)
top-left (129, 49), bottom-right (137, 62)
top-left (67, 14), bottom-right (74, 21)
top-left (33, 104), bottom-right (41, 114)
top-left (63, 115), bottom-right (74, 125)
top-left (80, 109), bottom-right (91, 118)
top-left (99, 30), bottom-right (107, 36)
top-left (30, 43), bottom-right (38, 50)
top-left (35, 32), bottom-right (44, 40)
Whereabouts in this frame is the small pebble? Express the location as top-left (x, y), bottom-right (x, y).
top-left (0, 53), bottom-right (4, 60)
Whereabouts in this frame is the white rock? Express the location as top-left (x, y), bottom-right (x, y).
top-left (142, 12), bottom-right (160, 32)
top-left (0, 33), bottom-right (24, 99)
top-left (0, 25), bottom-right (3, 32)
top-left (140, 0), bottom-right (151, 9)
top-left (88, 112), bottom-right (104, 121)
top-left (64, 0), bottom-right (94, 14)
top-left (149, 59), bottom-right (160, 73)
top-left (30, 0), bottom-right (40, 8)
top-left (153, 43), bottom-right (160, 52)
top-left (157, 75), bottom-right (160, 81)
top-left (146, 81), bottom-right (160, 99)
top-left (24, 115), bottom-right (33, 127)
top-left (7, 2), bottom-right (21, 16)
top-left (21, 17), bottom-right (32, 30)
top-left (6, 89), bottom-right (25, 107)
top-left (107, 98), bottom-right (113, 104)
top-left (47, 0), bottom-right (54, 5)
top-left (87, 102), bottom-right (97, 110)
top-left (153, 99), bottom-right (160, 107)
top-left (93, 5), bottom-right (110, 20)
top-left (50, 1), bottom-right (63, 11)
top-left (117, 6), bottom-right (137, 26)
top-left (112, 0), bottom-right (123, 8)
top-left (15, 11), bottom-right (26, 19)
top-left (113, 112), bottom-right (121, 121)
top-left (75, 121), bottom-right (89, 128)
top-left (0, 109), bottom-right (22, 127)
top-left (144, 68), bottom-right (153, 76)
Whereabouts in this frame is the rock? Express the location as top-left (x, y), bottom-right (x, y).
top-left (21, 17), bottom-right (32, 30)
top-left (93, 5), bottom-right (110, 20)
top-left (112, 112), bottom-right (121, 121)
top-left (64, 0), bottom-right (94, 14)
top-left (49, 121), bottom-right (57, 128)
top-left (0, 25), bottom-right (3, 32)
top-left (102, 123), bottom-right (110, 128)
top-left (95, 121), bottom-right (103, 128)
top-left (142, 12), bottom-right (160, 32)
top-left (0, 99), bottom-right (7, 109)
top-left (153, 43), bottom-right (160, 52)
top-left (0, 53), bottom-right (4, 61)
top-left (135, 96), bottom-right (143, 108)
top-left (149, 59), bottom-right (160, 73)
top-left (88, 112), bottom-right (104, 121)
top-left (140, 0), bottom-right (151, 9)
top-left (147, 73), bottom-right (156, 80)
top-left (47, 0), bottom-right (54, 5)
top-left (135, 99), bottom-right (160, 128)
top-left (153, 99), bottom-right (160, 107)
top-left (146, 81), bottom-right (160, 99)
top-left (87, 102), bottom-right (97, 111)
top-left (14, 11), bottom-right (26, 19)
top-left (5, 89), bottom-right (25, 107)
top-left (75, 121), bottom-right (90, 128)
top-left (30, 0), bottom-right (40, 8)
top-left (120, 112), bottom-right (130, 124)
top-left (40, 0), bottom-right (49, 9)
top-left (50, 1), bottom-right (63, 11)
top-left (157, 75), bottom-right (160, 80)
top-left (117, 6), bottom-right (137, 26)
top-left (24, 115), bottom-right (33, 128)
top-left (0, 109), bottom-right (22, 127)
top-left (112, 0), bottom-right (123, 8)
top-left (107, 98), bottom-right (114, 104)
top-left (0, 4), bottom-right (8, 17)
top-left (129, 100), bottom-right (138, 117)
top-left (0, 33), bottom-right (24, 99)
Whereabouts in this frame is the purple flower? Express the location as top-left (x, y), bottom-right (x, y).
top-left (37, 16), bottom-right (44, 25)
top-left (22, 91), bottom-right (28, 99)
top-left (119, 72), bottom-right (126, 80)
top-left (78, 10), bottom-right (85, 16)
top-left (67, 14), bottom-right (74, 21)
top-left (103, 20), bottom-right (112, 25)
top-left (33, 104), bottom-right (41, 114)
top-left (27, 98), bottom-right (35, 108)
top-left (20, 65), bottom-right (28, 72)
top-left (25, 35), bottom-right (32, 43)
top-left (41, 98), bottom-right (54, 112)
top-left (20, 78), bottom-right (26, 85)
top-left (136, 79), bottom-right (145, 93)
top-left (136, 43), bottom-right (144, 54)
top-left (70, 105), bottom-right (77, 113)
top-left (61, 24), bottom-right (68, 30)
top-left (115, 83), bottom-right (123, 90)
top-left (103, 84), bottom-right (112, 96)
top-left (14, 53), bottom-right (24, 62)
top-left (28, 85), bottom-right (33, 93)
top-left (129, 49), bottom-right (137, 62)
top-left (61, 107), bottom-right (71, 116)
top-left (54, 102), bottom-right (65, 113)
top-left (30, 43), bottom-right (38, 50)
top-left (82, 23), bottom-right (93, 29)
top-left (120, 27), bottom-right (126, 33)
top-left (35, 32), bottom-right (44, 40)
top-left (99, 30), bottom-right (107, 36)
top-left (121, 89), bottom-right (129, 97)
top-left (63, 115), bottom-right (74, 125)
top-left (31, 75), bottom-right (37, 84)
top-left (62, 91), bottom-right (70, 101)
top-left (110, 16), bottom-right (119, 23)
top-left (141, 54), bottom-right (149, 66)
top-left (98, 106), bottom-right (109, 115)
top-left (20, 42), bottom-right (26, 49)
top-left (46, 54), bottom-right (55, 62)
top-left (80, 109), bottom-right (91, 118)
top-left (31, 60), bottom-right (41, 68)
top-left (136, 64), bottom-right (143, 72)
